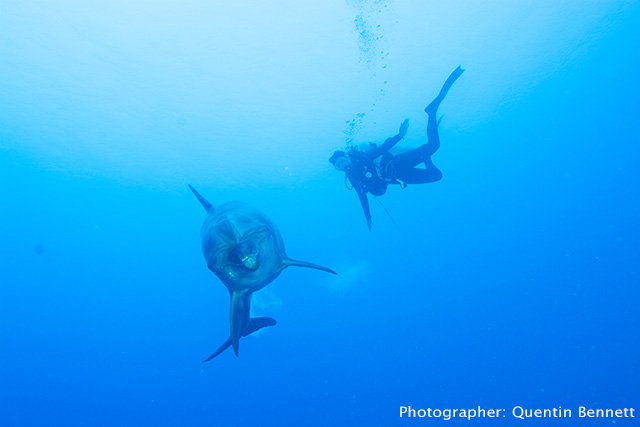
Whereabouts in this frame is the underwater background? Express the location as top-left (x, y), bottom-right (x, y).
top-left (1, 1), bottom-right (639, 425)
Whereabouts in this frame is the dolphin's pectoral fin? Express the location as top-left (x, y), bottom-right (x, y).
top-left (229, 291), bottom-right (250, 357)
top-left (188, 185), bottom-right (213, 212)
top-left (203, 317), bottom-right (276, 362)
top-left (281, 258), bottom-right (338, 275)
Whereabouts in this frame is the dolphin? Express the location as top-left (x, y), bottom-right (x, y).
top-left (189, 185), bottom-right (337, 361)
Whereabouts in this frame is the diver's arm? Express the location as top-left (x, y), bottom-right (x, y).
top-left (355, 185), bottom-right (373, 231)
top-left (369, 118), bottom-right (409, 158)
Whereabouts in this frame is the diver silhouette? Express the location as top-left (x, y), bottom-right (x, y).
top-left (329, 66), bottom-right (464, 230)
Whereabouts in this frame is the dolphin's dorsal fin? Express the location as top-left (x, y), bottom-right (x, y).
top-left (188, 185), bottom-right (213, 212)
top-left (281, 258), bottom-right (337, 275)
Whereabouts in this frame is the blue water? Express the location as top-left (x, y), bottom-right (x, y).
top-left (1, 1), bottom-right (639, 426)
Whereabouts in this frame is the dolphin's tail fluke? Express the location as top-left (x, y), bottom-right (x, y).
top-left (243, 316), bottom-right (277, 335)
top-left (188, 185), bottom-right (213, 212)
top-left (204, 337), bottom-right (232, 362)
top-left (282, 258), bottom-right (337, 275)
top-left (203, 317), bottom-right (277, 362)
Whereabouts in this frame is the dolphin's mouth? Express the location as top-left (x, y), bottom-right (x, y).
top-left (238, 253), bottom-right (258, 270)
top-left (231, 241), bottom-right (260, 271)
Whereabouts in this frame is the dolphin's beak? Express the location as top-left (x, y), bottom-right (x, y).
top-left (239, 253), bottom-right (258, 270)
top-left (232, 242), bottom-right (260, 271)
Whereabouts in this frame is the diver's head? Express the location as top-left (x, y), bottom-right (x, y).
top-left (329, 150), bottom-right (349, 172)
top-left (231, 241), bottom-right (260, 271)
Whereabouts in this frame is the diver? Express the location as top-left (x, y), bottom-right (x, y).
top-left (329, 66), bottom-right (464, 230)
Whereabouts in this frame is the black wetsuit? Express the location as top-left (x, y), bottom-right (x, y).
top-left (345, 132), bottom-right (441, 229)
top-left (345, 148), bottom-right (390, 229)
top-left (342, 65), bottom-right (464, 230)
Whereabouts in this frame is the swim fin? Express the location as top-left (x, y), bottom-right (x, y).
top-left (425, 66), bottom-right (465, 114)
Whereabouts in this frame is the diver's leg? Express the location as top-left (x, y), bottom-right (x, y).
top-left (420, 66), bottom-right (465, 157)
top-left (386, 68), bottom-right (463, 181)
top-left (394, 161), bottom-right (442, 185)
top-left (390, 149), bottom-right (424, 170)
top-left (388, 149), bottom-right (441, 181)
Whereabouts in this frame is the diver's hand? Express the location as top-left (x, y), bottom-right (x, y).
top-left (398, 118), bottom-right (409, 139)
top-left (367, 217), bottom-right (373, 231)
